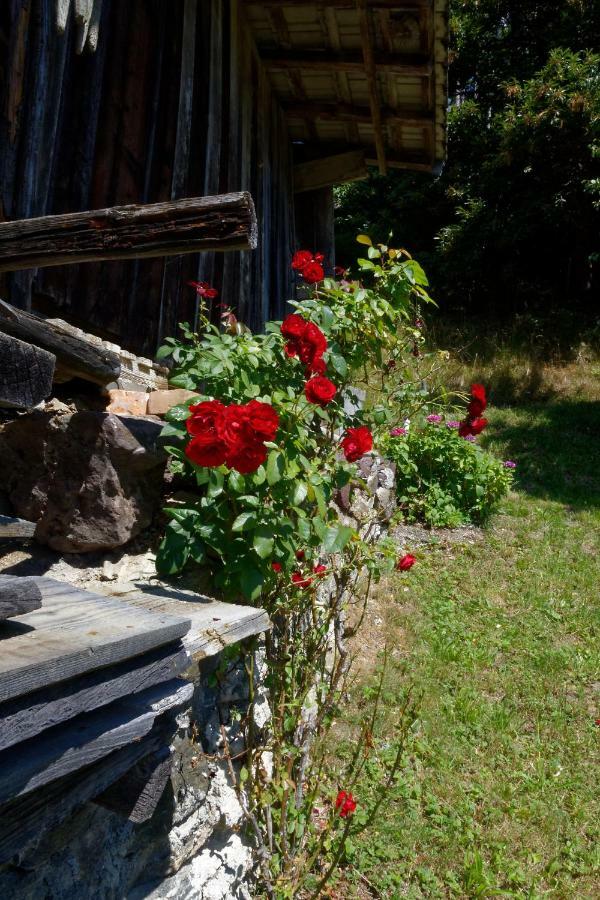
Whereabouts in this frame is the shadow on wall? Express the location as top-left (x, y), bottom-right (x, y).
top-left (484, 400), bottom-right (600, 510)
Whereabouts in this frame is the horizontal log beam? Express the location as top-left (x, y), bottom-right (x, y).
top-left (247, 1), bottom-right (429, 9)
top-left (0, 300), bottom-right (121, 385)
top-left (297, 143), bottom-right (433, 172)
top-left (261, 50), bottom-right (431, 76)
top-left (284, 100), bottom-right (433, 126)
top-left (294, 150), bottom-right (369, 193)
top-left (0, 192), bottom-right (258, 273)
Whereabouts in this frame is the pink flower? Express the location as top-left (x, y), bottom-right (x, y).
top-left (426, 414), bottom-right (442, 424)
top-left (503, 460), bottom-right (517, 469)
top-left (389, 426), bottom-right (406, 437)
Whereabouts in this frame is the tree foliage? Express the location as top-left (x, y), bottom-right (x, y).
top-left (336, 1), bottom-right (600, 314)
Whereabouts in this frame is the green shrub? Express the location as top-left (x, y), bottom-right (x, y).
top-left (382, 419), bottom-right (512, 527)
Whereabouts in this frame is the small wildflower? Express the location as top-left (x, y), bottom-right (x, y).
top-left (426, 414), bottom-right (442, 424)
top-left (446, 421), bottom-right (461, 429)
top-left (503, 460), bottom-right (517, 469)
top-left (389, 426), bottom-right (406, 437)
top-left (464, 434), bottom-right (476, 443)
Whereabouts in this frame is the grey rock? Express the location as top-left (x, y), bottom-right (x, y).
top-left (0, 410), bottom-right (167, 552)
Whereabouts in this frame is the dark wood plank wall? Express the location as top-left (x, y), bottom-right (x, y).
top-left (0, 0), bottom-right (296, 356)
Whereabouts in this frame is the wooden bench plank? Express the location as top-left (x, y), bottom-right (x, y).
top-left (0, 730), bottom-right (165, 866)
top-left (94, 745), bottom-right (173, 823)
top-left (0, 678), bottom-right (193, 805)
top-left (0, 578), bottom-right (191, 703)
top-left (0, 514), bottom-right (36, 539)
top-left (0, 575), bottom-right (42, 620)
top-left (0, 641), bottom-right (190, 752)
top-left (122, 589), bottom-right (271, 659)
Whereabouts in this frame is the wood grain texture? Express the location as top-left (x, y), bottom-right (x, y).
top-left (0, 679), bottom-right (193, 805)
top-left (121, 590), bottom-right (271, 659)
top-left (0, 300), bottom-right (120, 385)
top-left (0, 728), bottom-right (165, 866)
top-left (0, 192), bottom-right (258, 273)
top-left (95, 745), bottom-right (173, 823)
top-left (0, 514), bottom-right (36, 539)
top-left (0, 641), bottom-right (190, 752)
top-left (0, 331), bottom-right (56, 408)
top-left (0, 577), bottom-right (191, 704)
top-left (294, 150), bottom-right (368, 193)
top-left (0, 576), bottom-right (42, 621)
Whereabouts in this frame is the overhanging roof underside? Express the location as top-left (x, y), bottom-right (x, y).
top-left (247, 0), bottom-right (448, 174)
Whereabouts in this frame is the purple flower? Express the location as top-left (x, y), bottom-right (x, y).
top-left (464, 434), bottom-right (476, 442)
top-left (426, 414), bottom-right (442, 424)
top-left (503, 460), bottom-right (517, 469)
top-left (390, 427), bottom-right (406, 437)
top-left (446, 421), bottom-right (461, 429)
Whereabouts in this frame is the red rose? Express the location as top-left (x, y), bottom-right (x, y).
top-left (341, 426), bottom-right (373, 463)
top-left (313, 564), bottom-right (327, 576)
top-left (301, 260), bottom-right (324, 284)
top-left (187, 400), bottom-right (225, 436)
top-left (291, 250), bottom-right (313, 272)
top-left (292, 571), bottom-right (313, 589)
top-left (271, 562), bottom-right (282, 573)
top-left (296, 549), bottom-right (305, 560)
top-left (281, 313), bottom-right (307, 342)
top-left (226, 441), bottom-right (268, 475)
top-left (335, 790), bottom-right (357, 818)
top-left (334, 265), bottom-right (347, 277)
top-left (245, 399), bottom-right (279, 441)
top-left (298, 322), bottom-right (327, 366)
top-left (396, 553), bottom-right (416, 571)
top-left (185, 434), bottom-right (227, 468)
top-left (469, 416), bottom-right (488, 435)
top-left (186, 280), bottom-right (218, 299)
top-left (217, 405), bottom-right (253, 448)
top-left (305, 375), bottom-right (337, 406)
top-left (471, 383), bottom-right (487, 405)
top-left (307, 356), bottom-right (327, 375)
top-left (468, 398), bottom-right (486, 418)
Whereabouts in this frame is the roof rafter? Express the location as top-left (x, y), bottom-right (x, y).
top-left (357, 0), bottom-right (387, 175)
top-left (283, 101), bottom-right (432, 127)
top-left (261, 50), bottom-right (432, 76)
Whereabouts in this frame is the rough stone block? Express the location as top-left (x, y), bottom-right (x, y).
top-left (147, 389), bottom-right (200, 417)
top-left (106, 389), bottom-right (149, 416)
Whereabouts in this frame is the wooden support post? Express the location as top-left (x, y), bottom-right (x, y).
top-left (0, 192), bottom-right (258, 274)
top-left (0, 332), bottom-right (56, 408)
top-left (357, 0), bottom-right (387, 175)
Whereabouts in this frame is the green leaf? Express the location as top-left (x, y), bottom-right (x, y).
top-left (165, 403), bottom-right (194, 423)
top-left (155, 344), bottom-right (173, 360)
top-left (232, 511), bottom-right (258, 532)
top-left (266, 450), bottom-right (285, 486)
top-left (292, 481), bottom-right (308, 505)
top-left (330, 353), bottom-right (348, 377)
top-left (356, 234), bottom-right (372, 246)
top-left (207, 469), bottom-right (224, 498)
top-left (156, 524), bottom-right (190, 575)
top-left (253, 527), bottom-right (274, 559)
top-left (239, 566), bottom-right (265, 601)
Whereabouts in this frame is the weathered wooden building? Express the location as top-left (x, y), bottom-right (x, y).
top-left (0, 0), bottom-right (447, 356)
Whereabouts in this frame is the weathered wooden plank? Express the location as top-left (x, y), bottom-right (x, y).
top-left (94, 745), bottom-right (173, 823)
top-left (246, 0), bottom-right (429, 7)
top-left (260, 50), bottom-right (432, 76)
top-left (0, 729), bottom-right (164, 866)
top-left (357, 0), bottom-right (387, 174)
top-left (0, 299), bottom-right (120, 385)
top-left (0, 514), bottom-right (36, 540)
top-left (0, 578), bottom-right (191, 704)
top-left (294, 150), bottom-right (368, 193)
top-left (122, 590), bottom-right (271, 659)
top-left (0, 641), bottom-right (190, 752)
top-left (0, 678), bottom-right (193, 805)
top-left (0, 331), bottom-right (55, 408)
top-left (0, 576), bottom-right (42, 621)
top-left (0, 192), bottom-right (258, 273)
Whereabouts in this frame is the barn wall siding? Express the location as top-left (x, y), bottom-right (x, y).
top-left (0, 0), bottom-right (297, 356)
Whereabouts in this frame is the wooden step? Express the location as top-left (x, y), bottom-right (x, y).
top-left (0, 577), bottom-right (191, 704)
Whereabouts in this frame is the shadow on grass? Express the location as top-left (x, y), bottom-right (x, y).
top-left (486, 399), bottom-right (600, 509)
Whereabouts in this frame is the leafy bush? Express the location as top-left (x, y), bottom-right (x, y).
top-left (382, 418), bottom-right (513, 527)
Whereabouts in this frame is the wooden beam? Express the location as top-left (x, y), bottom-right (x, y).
top-left (294, 150), bottom-right (369, 193)
top-left (357, 0), bottom-right (387, 175)
top-left (0, 576), bottom-right (42, 621)
top-left (0, 641), bottom-right (190, 752)
top-left (0, 331), bottom-right (56, 408)
top-left (261, 50), bottom-right (431, 76)
top-left (94, 746), bottom-right (173, 823)
top-left (0, 514), bottom-right (36, 540)
top-left (0, 300), bottom-right (120, 386)
top-left (0, 192), bottom-right (258, 274)
top-left (297, 143), bottom-right (433, 173)
top-left (283, 101), bottom-right (432, 126)
top-left (247, 1), bottom-right (429, 9)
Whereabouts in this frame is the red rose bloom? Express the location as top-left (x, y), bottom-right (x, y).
top-left (292, 571), bottom-right (313, 589)
top-left (296, 550), bottom-right (305, 560)
top-left (307, 356), bottom-right (327, 375)
top-left (469, 416), bottom-right (488, 435)
top-left (334, 265), bottom-right (347, 277)
top-left (271, 562), bottom-right (282, 573)
top-left (301, 261), bottom-right (324, 284)
top-left (185, 433), bottom-right (227, 468)
top-left (226, 441), bottom-right (268, 475)
top-left (396, 553), bottom-right (416, 571)
top-left (187, 400), bottom-right (225, 436)
top-left (305, 375), bottom-right (337, 406)
top-left (298, 322), bottom-right (327, 366)
top-left (335, 790), bottom-right (357, 818)
top-left (281, 313), bottom-right (307, 341)
top-left (281, 316), bottom-right (327, 374)
top-left (341, 426), bottom-right (373, 463)
top-left (245, 399), bottom-right (280, 441)
top-left (291, 250), bottom-right (313, 272)
top-left (186, 280), bottom-right (218, 299)
top-left (313, 564), bottom-right (327, 576)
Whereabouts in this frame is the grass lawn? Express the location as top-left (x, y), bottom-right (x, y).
top-left (337, 349), bottom-right (600, 898)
